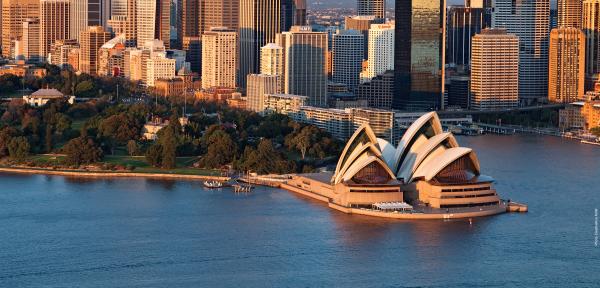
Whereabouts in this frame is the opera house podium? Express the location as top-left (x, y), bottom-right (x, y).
top-left (282, 112), bottom-right (510, 219)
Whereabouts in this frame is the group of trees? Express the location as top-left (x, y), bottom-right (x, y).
top-left (0, 64), bottom-right (343, 174)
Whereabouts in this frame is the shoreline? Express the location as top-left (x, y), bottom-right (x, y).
top-left (0, 166), bottom-right (230, 181)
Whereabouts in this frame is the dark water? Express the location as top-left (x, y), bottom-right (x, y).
top-left (1, 135), bottom-right (599, 287)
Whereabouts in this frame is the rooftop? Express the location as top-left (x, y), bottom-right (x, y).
top-left (29, 89), bottom-right (64, 98)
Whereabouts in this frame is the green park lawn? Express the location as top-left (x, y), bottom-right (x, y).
top-left (22, 154), bottom-right (220, 176)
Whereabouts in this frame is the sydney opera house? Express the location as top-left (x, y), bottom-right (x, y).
top-left (281, 112), bottom-right (520, 219)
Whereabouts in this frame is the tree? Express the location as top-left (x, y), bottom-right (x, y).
top-left (286, 126), bottom-right (317, 159)
top-left (199, 129), bottom-right (236, 168)
top-left (591, 127), bottom-right (600, 138)
top-left (240, 139), bottom-right (293, 174)
top-left (45, 124), bottom-right (53, 153)
top-left (0, 126), bottom-right (18, 157)
top-left (62, 136), bottom-right (103, 166)
top-left (159, 126), bottom-right (177, 169)
top-left (145, 144), bottom-right (163, 167)
top-left (7, 137), bottom-right (30, 160)
top-left (126, 140), bottom-right (139, 156)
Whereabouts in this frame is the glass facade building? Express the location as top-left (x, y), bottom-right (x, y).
top-left (394, 0), bottom-right (446, 111)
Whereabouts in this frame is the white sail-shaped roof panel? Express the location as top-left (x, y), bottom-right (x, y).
top-left (333, 124), bottom-right (379, 180)
top-left (397, 132), bottom-right (459, 181)
top-left (392, 112), bottom-right (443, 174)
top-left (412, 147), bottom-right (481, 182)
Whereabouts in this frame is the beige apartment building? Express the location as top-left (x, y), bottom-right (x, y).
top-left (470, 29), bottom-right (520, 110)
top-left (548, 27), bottom-right (585, 103)
top-left (202, 27), bottom-right (238, 89)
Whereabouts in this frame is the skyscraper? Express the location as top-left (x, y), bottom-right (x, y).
top-left (22, 18), bottom-right (41, 63)
top-left (181, 0), bottom-right (199, 37)
top-left (136, 0), bottom-right (156, 46)
top-left (357, 0), bottom-right (385, 19)
top-left (293, 0), bottom-right (307, 26)
top-left (558, 0), bottom-right (583, 28)
top-left (239, 0), bottom-right (282, 89)
top-left (247, 74), bottom-right (280, 112)
top-left (447, 5), bottom-right (485, 70)
top-left (40, 0), bottom-right (70, 59)
top-left (345, 15), bottom-right (384, 60)
top-left (360, 23), bottom-right (394, 82)
top-left (156, 0), bottom-right (172, 49)
top-left (470, 29), bottom-right (519, 110)
top-left (108, 0), bottom-right (136, 46)
top-left (394, 0), bottom-right (446, 110)
top-left (183, 36), bottom-right (201, 73)
top-left (1, 0), bottom-right (39, 58)
top-left (261, 43), bottom-right (284, 91)
top-left (548, 27), bottom-right (585, 103)
top-left (493, 0), bottom-right (550, 104)
top-left (584, 0), bottom-right (600, 86)
top-left (80, 26), bottom-right (112, 75)
top-left (332, 29), bottom-right (364, 92)
top-left (200, 0), bottom-right (240, 33)
top-left (277, 26), bottom-right (328, 107)
top-left (70, 0), bottom-right (110, 41)
top-left (202, 27), bottom-right (238, 89)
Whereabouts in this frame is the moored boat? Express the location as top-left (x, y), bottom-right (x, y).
top-left (203, 180), bottom-right (223, 188)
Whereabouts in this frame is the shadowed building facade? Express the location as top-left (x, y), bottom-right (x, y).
top-left (238, 0), bottom-right (282, 89)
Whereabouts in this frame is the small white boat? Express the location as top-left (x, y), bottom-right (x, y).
top-left (203, 181), bottom-right (223, 188)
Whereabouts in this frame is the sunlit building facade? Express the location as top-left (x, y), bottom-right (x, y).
top-left (470, 29), bottom-right (519, 110)
top-left (548, 28), bottom-right (586, 103)
top-left (394, 0), bottom-right (446, 110)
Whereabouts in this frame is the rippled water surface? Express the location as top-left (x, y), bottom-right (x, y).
top-left (1, 135), bottom-right (599, 287)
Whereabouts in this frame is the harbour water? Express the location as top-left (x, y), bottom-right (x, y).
top-left (1, 135), bottom-right (599, 287)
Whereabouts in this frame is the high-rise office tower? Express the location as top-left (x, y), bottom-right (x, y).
top-left (548, 28), bottom-right (585, 103)
top-left (584, 0), bottom-right (600, 86)
top-left (357, 0), bottom-right (385, 19)
top-left (394, 0), bottom-right (446, 110)
top-left (294, 0), bottom-right (307, 25)
top-left (1, 0), bottom-right (39, 58)
top-left (261, 43), bottom-right (284, 91)
top-left (200, 0), bottom-right (240, 33)
top-left (136, 0), bottom-right (156, 46)
top-left (470, 29), bottom-right (519, 110)
top-left (558, 0), bottom-right (583, 28)
top-left (181, 0), bottom-right (199, 37)
top-left (493, 0), bottom-right (550, 104)
top-left (239, 0), bottom-right (282, 89)
top-left (277, 26), bottom-right (328, 107)
top-left (80, 26), bottom-right (112, 75)
top-left (332, 29), bottom-right (364, 92)
top-left (22, 18), bottom-right (41, 62)
top-left (345, 15), bottom-right (384, 60)
top-left (70, 0), bottom-right (110, 41)
top-left (183, 36), bottom-right (201, 73)
top-left (40, 0), bottom-right (70, 59)
top-left (360, 23), bottom-right (394, 82)
top-left (247, 74), bottom-right (280, 112)
top-left (108, 0), bottom-right (137, 46)
top-left (447, 5), bottom-right (485, 70)
top-left (202, 27), bottom-right (238, 89)
top-left (135, 0), bottom-right (172, 48)
top-left (156, 0), bottom-right (172, 49)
